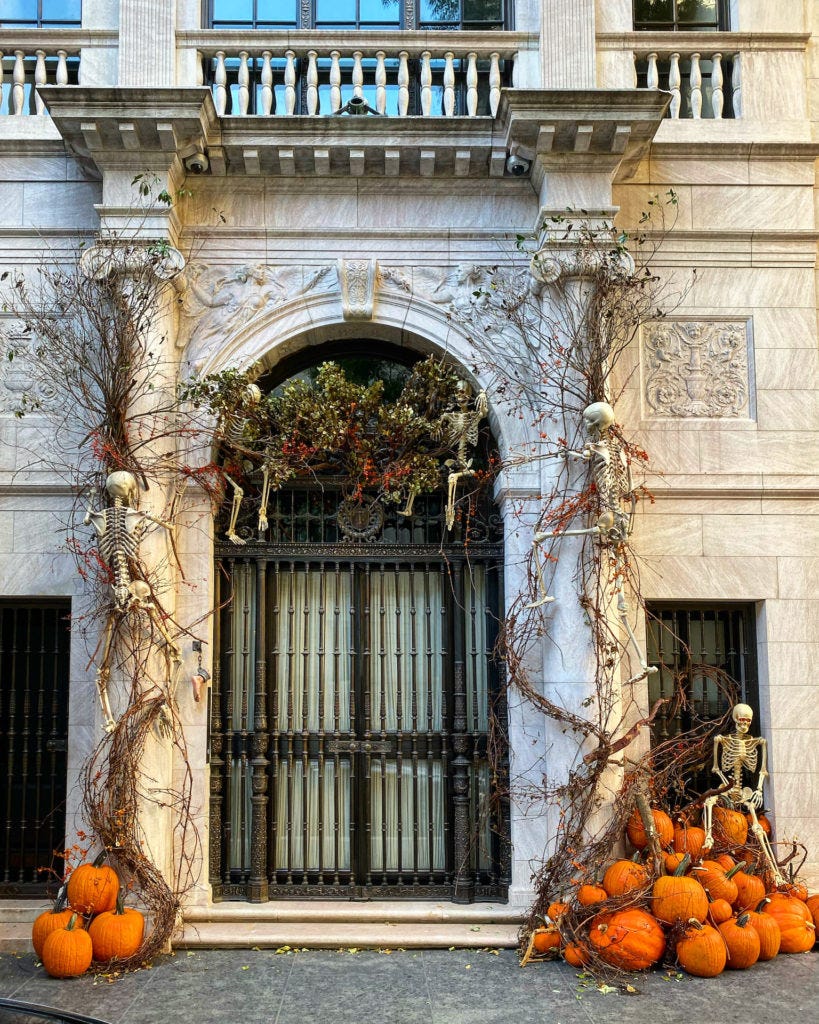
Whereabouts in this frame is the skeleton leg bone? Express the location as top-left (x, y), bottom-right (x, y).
top-left (258, 463), bottom-right (272, 533)
top-left (744, 796), bottom-right (785, 886)
top-left (525, 526), bottom-right (600, 610)
top-left (94, 613), bottom-right (118, 734)
top-left (398, 485), bottom-right (420, 518)
top-left (223, 473), bottom-right (246, 545)
top-left (445, 469), bottom-right (476, 531)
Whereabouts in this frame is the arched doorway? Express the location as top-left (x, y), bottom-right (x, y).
top-left (207, 351), bottom-right (510, 902)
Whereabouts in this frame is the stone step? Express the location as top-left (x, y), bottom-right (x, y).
top-left (0, 901), bottom-right (48, 924)
top-left (184, 900), bottom-right (523, 926)
top-left (176, 920), bottom-right (521, 949)
top-left (0, 924), bottom-right (34, 954)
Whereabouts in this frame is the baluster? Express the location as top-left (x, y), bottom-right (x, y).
top-left (690, 52), bottom-right (702, 118)
top-left (261, 50), bottom-right (273, 115)
top-left (352, 50), bottom-right (363, 98)
top-left (443, 51), bottom-right (455, 116)
top-left (466, 51), bottom-right (478, 117)
top-left (732, 52), bottom-right (742, 117)
top-left (34, 50), bottom-right (46, 115)
top-left (420, 51), bottom-right (432, 116)
top-left (375, 50), bottom-right (386, 114)
top-left (195, 49), bottom-right (204, 87)
top-left (214, 51), bottom-right (227, 116)
top-left (330, 50), bottom-right (341, 113)
top-left (710, 52), bottom-right (723, 119)
top-left (284, 49), bottom-right (296, 115)
top-left (398, 51), bottom-right (409, 116)
top-left (56, 49), bottom-right (69, 87)
top-left (306, 50), bottom-right (318, 115)
top-left (13, 51), bottom-right (25, 116)
top-left (668, 52), bottom-right (681, 119)
top-left (489, 52), bottom-right (501, 117)
top-left (646, 51), bottom-right (659, 91)
top-left (238, 51), bottom-right (250, 115)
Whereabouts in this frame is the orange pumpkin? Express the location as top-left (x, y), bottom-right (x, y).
top-left (652, 862), bottom-right (708, 926)
top-left (707, 896), bottom-right (734, 926)
top-left (763, 893), bottom-right (815, 953)
top-left (602, 859), bottom-right (649, 898)
top-left (626, 808), bottom-right (674, 850)
top-left (719, 913), bottom-right (761, 969)
top-left (547, 901), bottom-right (568, 921)
top-left (589, 908), bottom-right (666, 971)
top-left (691, 861), bottom-right (739, 905)
top-left (563, 942), bottom-right (590, 967)
top-left (733, 869), bottom-right (766, 911)
top-left (88, 889), bottom-right (145, 962)
top-left (778, 880), bottom-right (809, 902)
top-left (31, 887), bottom-right (86, 960)
top-left (576, 883), bottom-right (608, 907)
top-left (714, 854), bottom-right (736, 872)
top-left (805, 893), bottom-right (819, 928)
top-left (41, 914), bottom-right (93, 979)
top-left (67, 851), bottom-right (118, 916)
top-left (673, 826), bottom-right (706, 861)
top-left (746, 812), bottom-right (772, 836)
top-left (675, 920), bottom-right (726, 978)
top-left (713, 807), bottom-right (748, 847)
top-left (531, 925), bottom-right (561, 955)
top-left (745, 899), bottom-right (781, 961)
top-left (664, 852), bottom-right (688, 875)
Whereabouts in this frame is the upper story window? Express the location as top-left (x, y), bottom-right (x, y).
top-left (207, 0), bottom-right (508, 30)
top-left (633, 0), bottom-right (729, 31)
top-left (0, 0), bottom-right (81, 27)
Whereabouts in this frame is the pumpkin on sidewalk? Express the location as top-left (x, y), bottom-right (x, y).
top-left (32, 885), bottom-right (85, 960)
top-left (41, 914), bottom-right (93, 979)
top-left (66, 851), bottom-right (118, 916)
top-left (89, 889), bottom-right (145, 963)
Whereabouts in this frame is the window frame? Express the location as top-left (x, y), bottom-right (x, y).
top-left (205, 0), bottom-right (512, 31)
top-left (0, 0), bottom-right (82, 28)
top-left (633, 0), bottom-right (730, 32)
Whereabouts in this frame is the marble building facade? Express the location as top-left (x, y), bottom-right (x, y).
top-left (0, 0), bottom-right (817, 937)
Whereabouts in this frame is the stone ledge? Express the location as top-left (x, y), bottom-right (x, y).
top-left (185, 900), bottom-right (522, 925)
top-left (176, 921), bottom-right (521, 949)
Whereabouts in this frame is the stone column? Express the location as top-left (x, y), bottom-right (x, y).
top-left (540, 0), bottom-right (596, 89)
top-left (119, 0), bottom-right (177, 87)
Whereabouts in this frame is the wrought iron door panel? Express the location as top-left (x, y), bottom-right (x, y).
top-left (211, 528), bottom-right (509, 902)
top-left (0, 601), bottom-right (70, 897)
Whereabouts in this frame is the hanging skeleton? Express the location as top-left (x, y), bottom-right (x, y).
top-left (702, 703), bottom-right (784, 885)
top-left (432, 382), bottom-right (488, 530)
top-left (85, 470), bottom-right (181, 733)
top-left (527, 401), bottom-right (657, 685)
top-left (215, 382), bottom-right (262, 544)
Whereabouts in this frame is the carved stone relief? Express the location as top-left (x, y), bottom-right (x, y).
top-left (642, 319), bottom-right (751, 419)
top-left (379, 263), bottom-right (505, 313)
top-left (0, 330), bottom-right (60, 414)
top-left (338, 258), bottom-right (376, 320)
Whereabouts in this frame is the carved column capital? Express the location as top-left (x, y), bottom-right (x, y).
top-left (79, 241), bottom-right (185, 282)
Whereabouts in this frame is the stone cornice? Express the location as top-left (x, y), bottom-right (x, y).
top-left (596, 30), bottom-right (810, 52)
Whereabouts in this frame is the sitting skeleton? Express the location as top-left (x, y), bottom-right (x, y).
top-left (85, 470), bottom-right (181, 733)
top-left (428, 382), bottom-right (488, 530)
top-left (702, 703), bottom-right (784, 885)
top-left (527, 401), bottom-right (657, 685)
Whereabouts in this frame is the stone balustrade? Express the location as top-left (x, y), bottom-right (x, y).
top-left (0, 33), bottom-right (87, 116)
top-left (187, 32), bottom-right (528, 118)
top-left (634, 47), bottom-right (739, 119)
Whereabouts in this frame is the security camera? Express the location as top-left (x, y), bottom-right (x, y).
top-left (506, 152), bottom-right (531, 176)
top-left (184, 151), bottom-right (209, 174)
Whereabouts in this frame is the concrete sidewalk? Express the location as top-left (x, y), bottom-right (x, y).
top-left (1, 947), bottom-right (817, 1024)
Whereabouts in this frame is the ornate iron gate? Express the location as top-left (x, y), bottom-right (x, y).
top-left (209, 489), bottom-right (509, 902)
top-left (0, 600), bottom-right (70, 897)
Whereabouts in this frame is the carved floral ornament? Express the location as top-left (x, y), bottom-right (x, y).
top-left (0, 331), bottom-right (60, 414)
top-left (642, 319), bottom-right (751, 419)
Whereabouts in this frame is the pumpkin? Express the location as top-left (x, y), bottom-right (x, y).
top-left (673, 826), bottom-right (706, 861)
top-left (531, 925), bottom-right (561, 955)
top-left (602, 859), bottom-right (649, 898)
top-left (745, 899), bottom-right (781, 961)
top-left (664, 852), bottom-right (688, 875)
top-left (32, 886), bottom-right (86, 960)
top-left (713, 807), bottom-right (748, 847)
top-left (67, 851), bottom-right (118, 916)
top-left (691, 861), bottom-right (739, 905)
top-left (778, 880), bottom-right (809, 902)
top-left (675, 920), bottom-right (726, 978)
top-left (589, 908), bottom-right (666, 971)
top-left (746, 812), bottom-right (772, 836)
top-left (88, 889), bottom-right (145, 962)
top-left (714, 854), bottom-right (736, 872)
top-left (41, 914), bottom-right (93, 979)
top-left (719, 913), bottom-right (761, 969)
top-left (626, 808), bottom-right (674, 850)
top-left (805, 893), bottom-right (819, 928)
top-left (733, 869), bottom-right (766, 911)
top-left (576, 883), bottom-right (608, 907)
top-left (563, 942), bottom-right (590, 967)
top-left (762, 893), bottom-right (816, 953)
top-left (652, 859), bottom-right (708, 925)
top-left (547, 901), bottom-right (568, 921)
top-left (706, 896), bottom-right (734, 926)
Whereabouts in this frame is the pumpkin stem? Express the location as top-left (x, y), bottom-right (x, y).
top-left (114, 888), bottom-right (126, 916)
top-left (673, 854), bottom-right (692, 877)
top-left (754, 897), bottom-right (770, 913)
top-left (92, 849), bottom-right (109, 869)
top-left (725, 863), bottom-right (744, 879)
top-left (687, 918), bottom-right (704, 930)
top-left (66, 913), bottom-right (79, 931)
top-left (736, 912), bottom-right (751, 927)
top-left (53, 883), bottom-right (68, 914)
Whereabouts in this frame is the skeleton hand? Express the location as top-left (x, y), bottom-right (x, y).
top-left (749, 788), bottom-right (764, 809)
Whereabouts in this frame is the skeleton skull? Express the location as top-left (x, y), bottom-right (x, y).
top-left (583, 401), bottom-right (615, 435)
top-left (105, 470), bottom-right (139, 507)
top-left (733, 703), bottom-right (754, 734)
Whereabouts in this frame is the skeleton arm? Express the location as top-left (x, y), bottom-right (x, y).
top-left (711, 734), bottom-right (730, 788)
top-left (750, 736), bottom-right (769, 806)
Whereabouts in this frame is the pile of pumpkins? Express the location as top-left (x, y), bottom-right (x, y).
top-left (530, 806), bottom-right (818, 977)
top-left (32, 853), bottom-right (145, 978)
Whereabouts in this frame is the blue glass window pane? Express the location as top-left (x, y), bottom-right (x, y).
top-left (1, 0), bottom-right (37, 23)
top-left (360, 0), bottom-right (400, 23)
top-left (212, 0), bottom-right (254, 23)
top-left (257, 0), bottom-right (297, 23)
top-left (316, 0), bottom-right (356, 22)
top-left (42, 0), bottom-right (82, 22)
top-left (421, 0), bottom-right (459, 21)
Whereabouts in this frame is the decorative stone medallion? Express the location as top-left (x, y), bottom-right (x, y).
top-left (642, 319), bottom-right (751, 419)
top-left (337, 498), bottom-right (384, 542)
top-left (338, 258), bottom-right (377, 320)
